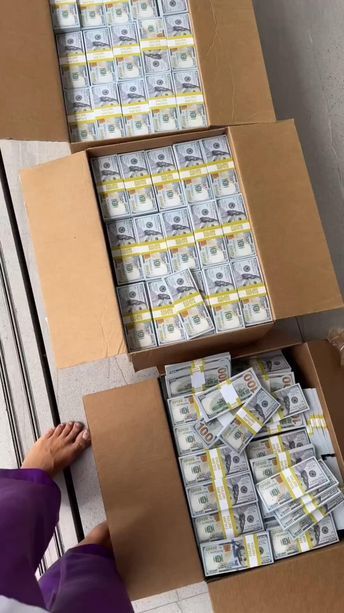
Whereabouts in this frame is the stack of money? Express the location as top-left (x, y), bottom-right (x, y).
top-left (163, 348), bottom-right (343, 577)
top-left (165, 352), bottom-right (232, 397)
top-left (201, 532), bottom-right (274, 576)
top-left (269, 515), bottom-right (339, 560)
top-left (256, 456), bottom-right (344, 540)
top-left (89, 134), bottom-right (273, 352)
top-left (303, 388), bottom-right (336, 455)
top-left (51, 0), bottom-right (208, 142)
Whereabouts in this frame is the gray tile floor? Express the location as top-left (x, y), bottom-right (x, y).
top-left (1, 1), bottom-right (344, 610)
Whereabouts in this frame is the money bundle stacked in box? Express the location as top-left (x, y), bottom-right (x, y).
top-left (50, 0), bottom-right (207, 141)
top-left (91, 134), bottom-right (273, 351)
top-left (162, 350), bottom-right (343, 577)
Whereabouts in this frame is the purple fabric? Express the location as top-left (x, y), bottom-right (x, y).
top-left (0, 468), bottom-right (133, 613)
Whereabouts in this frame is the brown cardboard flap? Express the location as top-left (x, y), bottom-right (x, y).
top-left (292, 340), bottom-right (344, 475)
top-left (190, 0), bottom-right (275, 126)
top-left (21, 153), bottom-right (125, 368)
top-left (84, 379), bottom-right (203, 600)
top-left (0, 0), bottom-right (68, 142)
top-left (230, 121), bottom-right (343, 318)
top-left (209, 543), bottom-right (344, 613)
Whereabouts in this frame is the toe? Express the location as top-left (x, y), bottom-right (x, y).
top-left (65, 422), bottom-right (84, 442)
top-left (61, 422), bottom-right (75, 438)
top-left (43, 428), bottom-right (55, 440)
top-left (73, 428), bottom-right (91, 452)
top-left (53, 424), bottom-right (67, 438)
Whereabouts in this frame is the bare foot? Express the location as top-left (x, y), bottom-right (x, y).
top-left (21, 423), bottom-right (91, 477)
top-left (78, 522), bottom-right (112, 551)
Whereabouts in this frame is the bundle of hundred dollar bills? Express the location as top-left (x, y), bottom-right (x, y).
top-left (94, 134), bottom-right (275, 352)
top-left (163, 350), bottom-right (344, 576)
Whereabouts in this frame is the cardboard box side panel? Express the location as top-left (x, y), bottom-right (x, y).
top-left (209, 543), bottom-right (344, 613)
top-left (131, 323), bottom-right (273, 371)
top-left (294, 340), bottom-right (344, 474)
top-left (21, 153), bottom-right (126, 368)
top-left (189, 0), bottom-right (275, 125)
top-left (0, 0), bottom-right (68, 142)
top-left (229, 121), bottom-right (343, 318)
top-left (84, 379), bottom-right (203, 600)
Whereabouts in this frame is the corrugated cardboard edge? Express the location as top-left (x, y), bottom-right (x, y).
top-left (190, 0), bottom-right (275, 125)
top-left (85, 339), bottom-right (344, 609)
top-left (209, 543), bottom-right (344, 613)
top-left (293, 340), bottom-right (344, 474)
top-left (229, 120), bottom-right (343, 318)
top-left (84, 378), bottom-right (204, 600)
top-left (20, 153), bottom-right (126, 368)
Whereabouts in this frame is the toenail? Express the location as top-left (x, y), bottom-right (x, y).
top-left (68, 421), bottom-right (74, 425)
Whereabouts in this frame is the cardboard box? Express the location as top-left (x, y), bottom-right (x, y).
top-left (0, 0), bottom-right (275, 148)
top-left (84, 338), bottom-right (344, 611)
top-left (21, 120), bottom-right (343, 370)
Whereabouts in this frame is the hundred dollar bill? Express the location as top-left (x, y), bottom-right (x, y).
top-left (179, 446), bottom-right (249, 486)
top-left (146, 278), bottom-right (186, 346)
top-left (165, 355), bottom-right (231, 397)
top-left (220, 387), bottom-right (281, 453)
top-left (272, 384), bottom-right (311, 420)
top-left (288, 490), bottom-right (344, 539)
top-left (258, 371), bottom-right (295, 394)
top-left (304, 388), bottom-right (335, 455)
top-left (250, 444), bottom-right (316, 483)
top-left (249, 351), bottom-right (292, 375)
top-left (189, 201), bottom-right (228, 267)
top-left (193, 418), bottom-right (231, 449)
top-left (174, 423), bottom-right (207, 456)
top-left (146, 147), bottom-right (185, 210)
top-left (230, 257), bottom-right (272, 326)
top-left (194, 502), bottom-right (264, 543)
top-left (161, 207), bottom-right (200, 272)
top-left (119, 150), bottom-right (157, 214)
top-left (173, 140), bottom-right (213, 203)
top-left (201, 135), bottom-right (237, 199)
top-left (255, 413), bottom-right (307, 438)
top-left (117, 282), bottom-right (157, 351)
top-left (91, 155), bottom-right (130, 220)
top-left (50, 0), bottom-right (81, 31)
top-left (275, 460), bottom-right (339, 522)
top-left (247, 428), bottom-right (311, 459)
top-left (107, 219), bottom-right (144, 285)
top-left (201, 531), bottom-right (274, 576)
top-left (187, 472), bottom-right (257, 517)
top-left (202, 264), bottom-right (244, 333)
top-left (164, 269), bottom-right (214, 339)
top-left (269, 515), bottom-right (339, 560)
top-left (195, 380), bottom-right (241, 422)
top-left (165, 352), bottom-right (231, 376)
top-left (256, 457), bottom-right (331, 513)
top-left (134, 214), bottom-right (172, 278)
top-left (193, 417), bottom-right (224, 449)
top-left (278, 485), bottom-right (341, 530)
top-left (91, 83), bottom-right (124, 140)
top-left (167, 394), bottom-right (199, 426)
top-left (194, 368), bottom-right (260, 422)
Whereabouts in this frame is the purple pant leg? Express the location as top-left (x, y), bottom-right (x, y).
top-left (0, 468), bottom-right (60, 608)
top-left (40, 545), bottom-right (134, 613)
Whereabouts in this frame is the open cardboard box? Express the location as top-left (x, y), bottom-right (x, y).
top-left (0, 0), bottom-right (275, 149)
top-left (20, 120), bottom-right (343, 370)
top-left (84, 337), bottom-right (344, 612)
